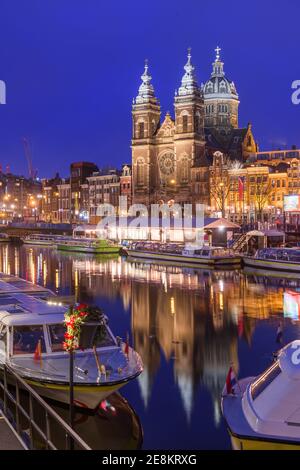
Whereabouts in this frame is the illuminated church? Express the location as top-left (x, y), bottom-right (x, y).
top-left (131, 48), bottom-right (257, 206)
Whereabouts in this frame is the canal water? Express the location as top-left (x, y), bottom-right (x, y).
top-left (0, 244), bottom-right (300, 449)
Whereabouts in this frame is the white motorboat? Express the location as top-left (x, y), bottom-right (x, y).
top-left (0, 280), bottom-right (143, 409)
top-left (222, 340), bottom-right (300, 449)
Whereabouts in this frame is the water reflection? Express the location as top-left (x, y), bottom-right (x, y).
top-left (0, 244), bottom-right (300, 448)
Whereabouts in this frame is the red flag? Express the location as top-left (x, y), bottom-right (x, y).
top-left (34, 339), bottom-right (42, 365)
top-left (238, 176), bottom-right (244, 201)
top-left (124, 333), bottom-right (129, 358)
top-left (225, 366), bottom-right (236, 394)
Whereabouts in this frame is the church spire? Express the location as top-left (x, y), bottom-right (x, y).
top-left (177, 48), bottom-right (200, 97)
top-left (211, 46), bottom-right (225, 77)
top-left (135, 59), bottom-right (158, 105)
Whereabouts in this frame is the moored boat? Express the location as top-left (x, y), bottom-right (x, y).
top-left (0, 290), bottom-right (143, 409)
top-left (222, 340), bottom-right (300, 450)
top-left (56, 237), bottom-right (120, 254)
top-left (243, 248), bottom-right (300, 273)
top-left (22, 233), bottom-right (66, 246)
top-left (126, 242), bottom-right (241, 268)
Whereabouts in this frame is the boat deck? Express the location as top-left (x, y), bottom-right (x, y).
top-left (0, 411), bottom-right (25, 450)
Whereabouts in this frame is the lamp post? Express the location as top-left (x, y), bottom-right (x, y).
top-left (68, 304), bottom-right (75, 450)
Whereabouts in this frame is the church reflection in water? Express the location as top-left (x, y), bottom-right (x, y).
top-left (1, 244), bottom-right (300, 427)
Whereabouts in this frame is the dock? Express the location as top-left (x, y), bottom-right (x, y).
top-left (0, 411), bottom-right (25, 450)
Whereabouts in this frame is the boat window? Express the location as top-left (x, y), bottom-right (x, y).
top-left (13, 325), bottom-right (46, 355)
top-left (201, 250), bottom-right (210, 256)
top-left (0, 324), bottom-right (7, 351)
top-left (49, 324), bottom-right (65, 352)
top-left (79, 324), bottom-right (116, 349)
top-left (250, 362), bottom-right (281, 401)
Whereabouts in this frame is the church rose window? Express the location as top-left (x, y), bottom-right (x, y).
top-left (159, 153), bottom-right (175, 176)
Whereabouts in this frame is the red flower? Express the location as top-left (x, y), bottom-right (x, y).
top-left (78, 303), bottom-right (88, 310)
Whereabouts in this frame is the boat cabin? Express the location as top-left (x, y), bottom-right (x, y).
top-left (256, 248), bottom-right (300, 262)
top-left (0, 293), bottom-right (117, 362)
top-left (182, 246), bottom-right (233, 258)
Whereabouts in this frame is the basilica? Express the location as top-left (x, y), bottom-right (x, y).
top-left (131, 48), bottom-right (257, 207)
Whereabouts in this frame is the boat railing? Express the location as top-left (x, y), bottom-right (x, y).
top-left (0, 364), bottom-right (91, 450)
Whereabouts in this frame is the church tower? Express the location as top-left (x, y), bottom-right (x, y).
top-left (132, 60), bottom-right (161, 206)
top-left (203, 47), bottom-right (239, 131)
top-left (174, 49), bottom-right (205, 202)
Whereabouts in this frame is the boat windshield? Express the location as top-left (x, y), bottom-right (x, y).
top-left (0, 324), bottom-right (7, 352)
top-left (13, 325), bottom-right (46, 355)
top-left (250, 361), bottom-right (281, 401)
top-left (49, 323), bottom-right (116, 352)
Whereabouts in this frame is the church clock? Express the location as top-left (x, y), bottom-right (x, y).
top-left (159, 153), bottom-right (175, 176)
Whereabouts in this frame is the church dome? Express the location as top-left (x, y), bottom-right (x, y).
top-left (203, 47), bottom-right (238, 101)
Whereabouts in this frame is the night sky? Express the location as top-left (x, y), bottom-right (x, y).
top-left (0, 0), bottom-right (299, 179)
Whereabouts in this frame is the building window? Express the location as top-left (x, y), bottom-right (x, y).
top-left (277, 180), bottom-right (280, 188)
top-left (182, 115), bottom-right (188, 133)
top-left (138, 122), bottom-right (145, 139)
top-left (180, 157), bottom-right (189, 183)
top-left (136, 159), bottom-right (145, 186)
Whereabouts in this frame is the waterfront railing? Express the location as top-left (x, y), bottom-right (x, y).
top-left (0, 364), bottom-right (91, 450)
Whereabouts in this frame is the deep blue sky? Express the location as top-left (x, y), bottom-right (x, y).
top-left (0, 0), bottom-right (299, 179)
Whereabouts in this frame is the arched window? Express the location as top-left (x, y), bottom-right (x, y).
top-left (180, 157), bottom-right (189, 183)
top-left (182, 115), bottom-right (188, 133)
top-left (136, 158), bottom-right (145, 186)
top-left (151, 120), bottom-right (156, 136)
top-left (194, 113), bottom-right (201, 133)
top-left (138, 122), bottom-right (145, 139)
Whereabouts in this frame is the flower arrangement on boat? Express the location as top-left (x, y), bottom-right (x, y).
top-left (63, 303), bottom-right (107, 352)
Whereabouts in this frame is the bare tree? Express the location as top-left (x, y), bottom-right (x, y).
top-left (210, 153), bottom-right (242, 217)
top-left (251, 177), bottom-right (273, 221)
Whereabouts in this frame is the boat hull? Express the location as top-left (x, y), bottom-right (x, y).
top-left (23, 240), bottom-right (54, 246)
top-left (229, 431), bottom-right (300, 450)
top-left (57, 244), bottom-right (120, 254)
top-left (243, 256), bottom-right (300, 273)
top-left (127, 250), bottom-right (241, 268)
top-left (25, 378), bottom-right (125, 409)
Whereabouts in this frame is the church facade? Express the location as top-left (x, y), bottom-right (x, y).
top-left (131, 48), bottom-right (257, 208)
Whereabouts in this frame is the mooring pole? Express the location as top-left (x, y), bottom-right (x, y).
top-left (69, 305), bottom-right (75, 450)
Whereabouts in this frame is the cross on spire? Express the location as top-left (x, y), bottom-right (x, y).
top-left (215, 46), bottom-right (221, 61)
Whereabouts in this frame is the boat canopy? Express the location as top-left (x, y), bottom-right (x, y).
top-left (0, 293), bottom-right (67, 326)
top-left (242, 340), bottom-right (300, 438)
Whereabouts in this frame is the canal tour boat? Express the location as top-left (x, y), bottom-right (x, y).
top-left (22, 233), bottom-right (66, 246)
top-left (56, 237), bottom-right (120, 255)
top-left (243, 248), bottom-right (300, 273)
top-left (0, 291), bottom-right (143, 409)
top-left (126, 242), bottom-right (241, 268)
top-left (222, 340), bottom-right (300, 450)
